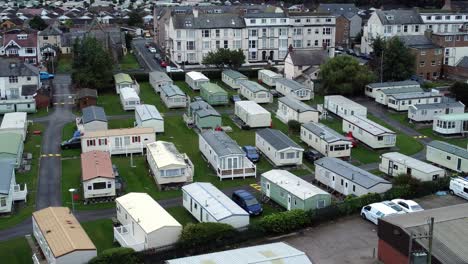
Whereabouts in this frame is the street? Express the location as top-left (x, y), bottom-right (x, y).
top-left (132, 38), bottom-right (163, 72)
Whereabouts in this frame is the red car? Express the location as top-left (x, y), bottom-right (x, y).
top-left (160, 61), bottom-right (168, 67)
top-left (345, 131), bottom-right (358, 147)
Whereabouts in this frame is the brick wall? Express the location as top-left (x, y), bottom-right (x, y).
top-left (443, 64), bottom-right (468, 80)
top-left (378, 239), bottom-right (409, 264)
top-left (335, 16), bottom-right (350, 48)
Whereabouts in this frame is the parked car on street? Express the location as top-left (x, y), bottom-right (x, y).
top-left (232, 189), bottom-right (262, 216)
top-left (391, 199), bottom-right (424, 213)
top-left (40, 71), bottom-right (54, 80)
top-left (166, 66), bottom-right (184, 73)
top-left (361, 201), bottom-right (405, 225)
top-left (160, 60), bottom-right (168, 67)
top-left (154, 53), bottom-right (161, 60)
top-left (230, 94), bottom-right (242, 103)
top-left (60, 137), bottom-right (81, 149)
top-left (148, 47), bottom-right (157, 53)
top-left (304, 149), bottom-right (323, 162)
top-left (242, 146), bottom-right (260, 163)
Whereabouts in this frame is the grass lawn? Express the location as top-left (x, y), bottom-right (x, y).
top-left (0, 123), bottom-right (44, 230)
top-left (28, 108), bottom-right (51, 119)
top-left (57, 55), bottom-right (72, 73)
top-left (108, 118), bottom-right (134, 129)
top-left (119, 53), bottom-right (140, 70)
top-left (167, 206), bottom-right (197, 226)
top-left (82, 219), bottom-right (116, 253)
top-left (139, 82), bottom-right (168, 113)
top-left (0, 237), bottom-right (32, 264)
top-left (61, 122), bottom-right (81, 158)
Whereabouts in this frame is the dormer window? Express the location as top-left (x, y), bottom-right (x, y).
top-left (386, 15), bottom-right (394, 20)
top-left (250, 19), bottom-right (256, 24)
top-left (184, 20), bottom-right (192, 27)
top-left (427, 16), bottom-right (432, 20)
top-left (17, 34), bottom-right (27, 40)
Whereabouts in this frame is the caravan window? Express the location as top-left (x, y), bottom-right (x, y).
top-left (432, 175), bottom-right (439, 181)
top-left (93, 182), bottom-right (107, 190)
top-left (317, 200), bottom-right (325, 208)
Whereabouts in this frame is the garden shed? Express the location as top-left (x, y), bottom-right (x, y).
top-left (379, 152), bottom-right (446, 182)
top-left (255, 128), bottom-right (304, 167)
top-left (426, 140), bottom-right (468, 173)
top-left (185, 71), bottom-right (209, 90)
top-left (222, 69), bottom-right (247, 89)
top-left (119, 87), bottom-right (141, 111)
top-left (135, 104), bottom-right (164, 133)
top-left (235, 101), bottom-right (271, 128)
top-left (200, 82), bottom-right (228, 105)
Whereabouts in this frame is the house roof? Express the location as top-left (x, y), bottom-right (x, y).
top-left (366, 80), bottom-right (420, 89)
top-left (114, 73), bottom-right (133, 84)
top-left (172, 13), bottom-right (245, 29)
top-left (117, 193), bottom-right (182, 233)
top-left (276, 78), bottom-right (308, 91)
top-left (135, 104), bottom-right (162, 121)
top-left (262, 170), bottom-right (328, 200)
top-left (382, 152), bottom-right (444, 173)
top-left (186, 71), bottom-right (209, 81)
top-left (380, 86), bottom-right (425, 95)
top-left (82, 127), bottom-right (154, 138)
top-left (81, 150), bottom-right (114, 181)
top-left (76, 88), bottom-right (98, 99)
top-left (147, 141), bottom-right (187, 169)
top-left (301, 122), bottom-right (350, 143)
top-left (161, 84), bottom-right (185, 97)
top-left (235, 100), bottom-right (270, 115)
top-left (189, 100), bottom-right (220, 118)
top-left (376, 9), bottom-right (423, 25)
top-left (38, 25), bottom-right (63, 36)
top-left (82, 106), bottom-right (107, 124)
top-left (238, 80), bottom-right (268, 93)
top-left (344, 116), bottom-right (395, 136)
top-left (286, 49), bottom-right (329, 66)
top-left (428, 140), bottom-right (468, 159)
top-left (0, 112), bottom-right (27, 131)
top-left (410, 101), bottom-right (464, 110)
top-left (315, 157), bottom-right (391, 189)
top-left (32, 207), bottom-right (96, 258)
top-left (182, 182), bottom-right (248, 221)
top-left (256, 128), bottom-right (303, 151)
top-left (166, 242), bottom-right (312, 264)
top-left (435, 113), bottom-right (468, 121)
top-left (0, 58), bottom-right (39, 77)
top-left (317, 4), bottom-right (359, 15)
top-left (222, 69), bottom-right (247, 80)
top-left (0, 161), bottom-right (14, 195)
top-left (2, 31), bottom-right (38, 48)
top-left (200, 130), bottom-right (244, 157)
top-left (398, 35), bottom-right (440, 49)
top-left (278, 96), bottom-right (317, 113)
top-left (149, 71), bottom-right (172, 82)
top-left (0, 133), bottom-right (22, 155)
top-left (200, 82), bottom-right (227, 95)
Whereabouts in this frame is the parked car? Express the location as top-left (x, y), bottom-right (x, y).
top-left (304, 149), bottom-right (323, 162)
top-left (166, 66), bottom-right (184, 73)
top-left (361, 202), bottom-right (405, 225)
top-left (148, 47), bottom-right (157, 53)
top-left (145, 42), bottom-right (151, 48)
top-left (381, 201), bottom-right (406, 214)
top-left (60, 137), bottom-right (81, 149)
top-left (40, 71), bottom-right (54, 80)
top-left (232, 189), bottom-right (263, 216)
top-left (242, 146), bottom-right (260, 163)
top-left (154, 53), bottom-right (161, 60)
top-left (269, 89), bottom-right (280, 97)
top-left (449, 177), bottom-right (468, 200)
top-left (391, 199), bottom-right (424, 213)
top-left (160, 60), bottom-right (168, 67)
top-left (230, 94), bottom-right (242, 103)
top-left (192, 96), bottom-right (203, 102)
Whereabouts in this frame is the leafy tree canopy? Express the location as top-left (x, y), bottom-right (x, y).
top-left (450, 82), bottom-right (468, 105)
top-left (29, 16), bottom-right (47, 31)
top-left (128, 10), bottom-right (143, 27)
top-left (201, 48), bottom-right (245, 69)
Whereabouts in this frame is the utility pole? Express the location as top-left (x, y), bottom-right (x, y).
top-left (380, 50), bottom-right (384, 83)
top-left (427, 217), bottom-right (434, 264)
top-left (407, 217), bottom-right (435, 264)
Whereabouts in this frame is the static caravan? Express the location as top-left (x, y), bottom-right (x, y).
top-left (379, 152), bottom-right (445, 181)
top-left (81, 127), bottom-right (155, 155)
top-left (146, 141), bottom-right (194, 189)
top-left (0, 162), bottom-right (27, 214)
top-left (120, 87), bottom-right (141, 111)
top-left (77, 106), bottom-right (108, 132)
top-left (261, 170), bottom-right (331, 211)
top-left (324, 95), bottom-right (367, 118)
top-left (258, 69), bottom-right (281, 87)
top-left (255, 129), bottom-right (304, 167)
top-left (199, 130), bottom-right (256, 180)
top-left (160, 84), bottom-right (188, 109)
top-left (342, 115), bottom-right (396, 149)
top-left (386, 91), bottom-right (443, 111)
top-left (115, 193), bottom-right (182, 251)
top-left (149, 71), bottom-right (173, 93)
top-left (426, 140), bottom-right (468, 173)
top-left (300, 122), bottom-right (352, 158)
top-left (276, 96), bottom-right (319, 124)
top-left (114, 73), bottom-right (140, 94)
top-left (315, 157), bottom-right (392, 196)
top-left (374, 86), bottom-right (424, 106)
top-left (365, 80), bottom-right (420, 99)
top-left (32, 207), bottom-right (97, 264)
top-left (239, 80), bottom-right (273, 104)
top-left (408, 101), bottom-right (465, 122)
top-left (185, 71), bottom-right (209, 90)
top-left (81, 151), bottom-right (115, 201)
top-left (433, 113), bottom-right (468, 135)
top-left (135, 104), bottom-right (164, 133)
top-left (222, 69), bottom-right (247, 89)
top-left (235, 101), bottom-right (271, 128)
top-left (200, 82), bottom-right (228, 105)
top-left (0, 133), bottom-right (23, 168)
top-left (182, 182), bottom-right (250, 229)
top-left (187, 100), bottom-right (222, 130)
top-left (275, 78), bottom-right (313, 101)
top-left (0, 112), bottom-right (27, 140)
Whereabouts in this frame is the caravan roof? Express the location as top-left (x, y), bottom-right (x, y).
top-left (0, 161), bottom-right (14, 195)
top-left (382, 152), bottom-right (444, 173)
top-left (149, 71), bottom-right (172, 82)
top-left (410, 101), bottom-right (464, 110)
top-left (190, 100), bottom-right (220, 118)
top-left (161, 84), bottom-right (185, 97)
top-left (389, 91), bottom-right (440, 100)
top-left (366, 80), bottom-right (420, 89)
top-left (120, 87), bottom-right (139, 99)
top-left (276, 78), bottom-right (308, 91)
top-left (200, 130), bottom-right (244, 157)
top-left (302, 122), bottom-right (350, 143)
top-left (344, 115), bottom-right (395, 136)
top-left (428, 141), bottom-right (468, 159)
top-left (0, 112), bottom-right (27, 129)
top-left (223, 69), bottom-right (247, 80)
top-left (147, 141), bottom-right (187, 168)
top-left (82, 106), bottom-right (107, 124)
top-left (235, 100), bottom-right (269, 115)
top-left (325, 95), bottom-right (366, 110)
top-left (135, 104), bottom-right (162, 121)
top-left (381, 86), bottom-right (424, 95)
top-left (256, 129), bottom-right (303, 150)
top-left (262, 170), bottom-right (328, 199)
top-left (259, 69), bottom-right (281, 78)
top-left (186, 71), bottom-right (209, 81)
top-left (239, 80), bottom-right (268, 93)
top-left (279, 97), bottom-right (317, 113)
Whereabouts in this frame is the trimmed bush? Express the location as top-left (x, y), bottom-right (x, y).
top-left (178, 222), bottom-right (237, 249)
top-left (287, 120), bottom-right (301, 134)
top-left (256, 209), bottom-right (310, 234)
top-left (89, 247), bottom-right (140, 264)
top-left (131, 73), bottom-right (149, 82)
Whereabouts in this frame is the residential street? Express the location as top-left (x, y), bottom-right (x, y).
top-left (132, 38), bottom-right (163, 72)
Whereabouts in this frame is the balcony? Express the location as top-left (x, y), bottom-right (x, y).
top-left (113, 225), bottom-right (145, 252)
top-left (184, 154), bottom-right (194, 182)
top-left (12, 184), bottom-right (27, 202)
top-left (217, 157), bottom-right (256, 180)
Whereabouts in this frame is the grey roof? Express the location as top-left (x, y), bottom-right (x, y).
top-left (161, 84), bottom-right (185, 97)
top-left (456, 56), bottom-right (468, 68)
top-left (411, 100), bottom-right (464, 110)
top-left (189, 100), bottom-right (220, 118)
top-left (315, 157), bottom-right (391, 189)
top-left (287, 50), bottom-right (329, 66)
top-left (21, 85), bottom-right (37, 96)
top-left (76, 88), bottom-right (98, 99)
top-left (238, 80), bottom-right (268, 93)
top-left (82, 106), bottom-right (107, 124)
top-left (135, 104), bottom-right (162, 121)
top-left (381, 86), bottom-right (424, 95)
top-left (317, 4), bottom-right (359, 14)
top-left (200, 130), bottom-right (244, 157)
top-left (0, 59), bottom-right (39, 77)
top-left (172, 13), bottom-right (245, 29)
top-left (276, 78), bottom-right (308, 91)
top-left (222, 69), bottom-right (247, 80)
top-left (398, 35), bottom-right (440, 49)
top-left (367, 80), bottom-right (420, 89)
top-left (256, 129), bottom-right (303, 151)
top-left (149, 71), bottom-right (172, 82)
top-left (38, 25), bottom-right (63, 36)
top-left (278, 96), bottom-right (317, 113)
top-left (301, 122), bottom-right (349, 143)
top-left (428, 140), bottom-right (468, 159)
top-left (389, 91), bottom-right (441, 100)
top-left (0, 161), bottom-right (15, 195)
top-left (244, 11), bottom-right (286, 18)
top-left (376, 9), bottom-right (424, 25)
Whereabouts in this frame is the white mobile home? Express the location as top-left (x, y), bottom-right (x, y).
top-left (433, 113), bottom-right (468, 135)
top-left (160, 84), bottom-right (188, 108)
top-left (426, 141), bottom-right (468, 173)
top-left (0, 112), bottom-right (27, 140)
top-left (114, 73), bottom-right (140, 94)
top-left (222, 69), bottom-right (247, 89)
top-left (258, 69), bottom-right (281, 87)
top-left (81, 150), bottom-right (115, 201)
top-left (408, 101), bottom-right (465, 122)
top-left (342, 115), bottom-right (396, 149)
top-left (301, 122), bottom-right (352, 158)
top-left (32, 207), bottom-right (97, 264)
top-left (374, 86), bottom-right (424, 106)
top-left (235, 101), bottom-right (271, 128)
top-left (276, 96), bottom-right (319, 124)
top-left (135, 104), bottom-right (164, 133)
top-left (81, 127), bottom-right (155, 155)
top-left (324, 95), bottom-right (367, 118)
top-left (256, 129), bottom-right (304, 167)
top-left (120, 87), bottom-right (141, 111)
top-left (238, 80), bottom-right (273, 104)
top-left (0, 162), bottom-right (27, 214)
top-left (387, 92), bottom-right (443, 111)
top-left (315, 157), bottom-right (392, 196)
top-left (76, 106), bottom-right (108, 132)
top-left (115, 193), bottom-right (182, 251)
top-left (185, 71), bottom-right (209, 91)
top-left (379, 152), bottom-right (446, 181)
top-left (149, 71), bottom-right (173, 93)
top-left (182, 182), bottom-right (249, 229)
top-left (146, 141), bottom-right (194, 189)
top-left (199, 130), bottom-right (256, 180)
top-left (365, 80), bottom-right (420, 99)
top-left (275, 78), bottom-right (313, 101)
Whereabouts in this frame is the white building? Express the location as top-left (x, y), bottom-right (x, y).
top-left (149, 71), bottom-right (173, 93)
top-left (419, 11), bottom-right (468, 35)
top-left (135, 104), bottom-right (164, 133)
top-left (0, 112), bottom-right (27, 140)
top-left (284, 49), bottom-right (329, 81)
top-left (386, 91), bottom-right (443, 111)
top-left (275, 78), bottom-right (313, 101)
top-left (379, 152), bottom-right (446, 181)
top-left (182, 182), bottom-right (250, 229)
top-left (185, 71), bottom-right (209, 91)
top-left (114, 193), bottom-right (182, 251)
top-left (199, 130), bottom-right (256, 180)
top-left (301, 122), bottom-right (352, 158)
top-left (221, 69), bottom-right (247, 89)
top-left (120, 87), bottom-right (141, 111)
top-left (433, 113), bottom-right (468, 135)
top-left (146, 141), bottom-right (194, 189)
top-left (276, 96), bottom-right (319, 124)
top-left (76, 106), bottom-right (108, 132)
top-left (365, 80), bottom-right (420, 99)
top-left (342, 115), bottom-right (396, 149)
top-left (324, 95), bottom-right (367, 118)
top-left (160, 84), bottom-right (188, 108)
top-left (426, 140), bottom-right (468, 173)
top-left (258, 69), bottom-right (281, 87)
top-left (255, 128), bottom-right (304, 167)
top-left (234, 100), bottom-right (271, 128)
top-left (81, 150), bottom-right (115, 201)
top-left (238, 80), bottom-right (273, 104)
top-left (408, 101), bottom-right (465, 122)
top-left (0, 161), bottom-right (27, 214)
top-left (32, 207), bottom-right (97, 264)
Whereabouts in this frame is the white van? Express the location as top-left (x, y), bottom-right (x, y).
top-left (360, 201), bottom-right (406, 225)
top-left (449, 177), bottom-right (468, 200)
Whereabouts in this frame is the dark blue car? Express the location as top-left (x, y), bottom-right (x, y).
top-left (232, 190), bottom-right (262, 216)
top-left (242, 146), bottom-right (259, 163)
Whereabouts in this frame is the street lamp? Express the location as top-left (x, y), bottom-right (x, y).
top-left (69, 188), bottom-right (76, 212)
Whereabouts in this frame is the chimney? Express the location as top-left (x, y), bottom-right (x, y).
top-left (193, 8), bottom-right (198, 18)
top-left (288, 44), bottom-right (294, 54)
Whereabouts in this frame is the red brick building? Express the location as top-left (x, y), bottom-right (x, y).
top-left (335, 15), bottom-right (351, 48)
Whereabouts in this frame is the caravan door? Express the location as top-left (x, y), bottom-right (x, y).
top-left (388, 160), bottom-right (394, 176)
top-left (287, 194), bottom-right (292, 210)
top-left (266, 182), bottom-right (271, 197)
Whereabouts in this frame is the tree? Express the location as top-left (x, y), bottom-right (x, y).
top-left (287, 120), bottom-right (301, 134)
top-left (72, 36), bottom-right (114, 90)
top-left (128, 10), bottom-right (143, 27)
top-left (125, 33), bottom-right (133, 50)
top-left (450, 82), bottom-right (468, 105)
top-left (319, 55), bottom-right (376, 96)
top-left (202, 49), bottom-right (245, 69)
top-left (29, 16), bottom-right (47, 30)
top-left (64, 19), bottom-right (74, 29)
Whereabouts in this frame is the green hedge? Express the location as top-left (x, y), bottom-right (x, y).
top-left (89, 248), bottom-right (140, 264)
top-left (255, 209), bottom-right (310, 234)
top-left (178, 222), bottom-right (237, 249)
top-left (131, 73), bottom-right (149, 82)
